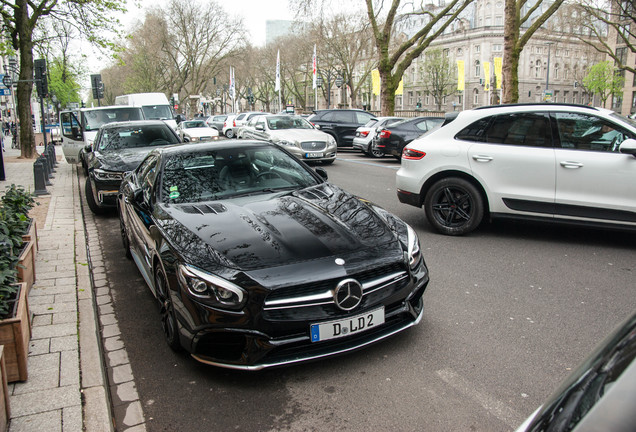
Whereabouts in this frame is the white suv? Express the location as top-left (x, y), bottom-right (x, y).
top-left (396, 104), bottom-right (636, 235)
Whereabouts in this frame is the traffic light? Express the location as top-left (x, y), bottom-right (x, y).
top-left (34, 59), bottom-right (48, 98)
top-left (91, 74), bottom-right (104, 99)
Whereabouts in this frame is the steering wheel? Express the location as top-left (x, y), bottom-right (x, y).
top-left (257, 171), bottom-right (283, 180)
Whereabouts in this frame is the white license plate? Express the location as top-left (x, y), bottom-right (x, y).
top-left (305, 152), bottom-right (324, 158)
top-left (310, 307), bottom-right (385, 342)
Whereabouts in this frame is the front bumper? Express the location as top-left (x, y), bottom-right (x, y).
top-left (176, 259), bottom-right (429, 370)
top-left (90, 176), bottom-right (122, 208)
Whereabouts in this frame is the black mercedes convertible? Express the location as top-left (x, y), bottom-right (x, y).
top-left (117, 140), bottom-right (429, 370)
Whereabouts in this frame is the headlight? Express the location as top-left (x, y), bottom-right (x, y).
top-left (273, 138), bottom-right (296, 147)
top-left (327, 136), bottom-right (336, 146)
top-left (189, 136), bottom-right (199, 142)
top-left (93, 168), bottom-right (124, 181)
top-left (406, 224), bottom-right (422, 270)
top-left (177, 264), bottom-right (247, 310)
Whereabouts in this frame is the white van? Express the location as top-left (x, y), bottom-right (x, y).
top-left (114, 93), bottom-right (177, 129)
top-left (59, 105), bottom-right (144, 166)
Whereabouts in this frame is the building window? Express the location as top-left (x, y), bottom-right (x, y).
top-left (573, 91), bottom-right (578, 104)
top-left (473, 88), bottom-right (479, 105)
top-left (425, 94), bottom-right (430, 105)
top-left (554, 64), bottom-right (559, 79)
top-left (631, 91), bottom-right (636, 112)
top-left (475, 45), bottom-right (481, 53)
top-left (554, 90), bottom-right (559, 103)
top-left (493, 44), bottom-right (502, 52)
top-left (535, 60), bottom-right (542, 78)
top-left (475, 60), bottom-right (481, 77)
top-left (495, 16), bottom-right (503, 26)
top-left (408, 91), bottom-right (414, 106)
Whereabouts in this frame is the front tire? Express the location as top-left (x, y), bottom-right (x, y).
top-left (424, 177), bottom-right (484, 236)
top-left (85, 178), bottom-right (107, 215)
top-left (225, 129), bottom-right (235, 138)
top-left (155, 265), bottom-right (181, 351)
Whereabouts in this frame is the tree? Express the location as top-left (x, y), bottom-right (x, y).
top-left (296, 0), bottom-right (473, 115)
top-left (502, 0), bottom-right (566, 103)
top-left (0, 0), bottom-right (125, 158)
top-left (575, 0), bottom-right (636, 75)
top-left (420, 49), bottom-right (456, 111)
top-left (583, 61), bottom-right (624, 105)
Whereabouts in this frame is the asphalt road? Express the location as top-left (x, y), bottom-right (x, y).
top-left (90, 151), bottom-right (636, 432)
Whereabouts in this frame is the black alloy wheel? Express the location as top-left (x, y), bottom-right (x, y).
top-left (155, 265), bottom-right (181, 351)
top-left (84, 178), bottom-right (107, 215)
top-left (424, 177), bottom-right (484, 236)
top-left (118, 205), bottom-right (132, 259)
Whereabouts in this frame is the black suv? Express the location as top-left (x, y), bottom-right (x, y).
top-left (307, 109), bottom-right (375, 147)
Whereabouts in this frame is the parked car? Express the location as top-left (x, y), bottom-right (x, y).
top-left (176, 119), bottom-right (219, 142)
top-left (236, 114), bottom-right (265, 139)
top-left (374, 117), bottom-right (444, 160)
top-left (224, 111), bottom-right (265, 139)
top-left (515, 309), bottom-right (636, 432)
top-left (117, 140), bottom-right (429, 370)
top-left (84, 120), bottom-right (181, 214)
top-left (352, 116), bottom-right (404, 158)
top-left (205, 114), bottom-right (229, 131)
top-left (396, 103), bottom-right (636, 236)
top-left (307, 109), bottom-right (375, 147)
top-left (222, 114), bottom-right (237, 138)
top-left (240, 114), bottom-right (337, 164)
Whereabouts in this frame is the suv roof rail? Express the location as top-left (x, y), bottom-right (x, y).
top-left (474, 102), bottom-right (600, 111)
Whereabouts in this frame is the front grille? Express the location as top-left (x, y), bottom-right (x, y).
top-left (263, 263), bottom-right (409, 322)
top-left (300, 141), bottom-right (327, 151)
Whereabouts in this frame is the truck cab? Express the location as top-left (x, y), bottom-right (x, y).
top-left (114, 93), bottom-right (177, 130)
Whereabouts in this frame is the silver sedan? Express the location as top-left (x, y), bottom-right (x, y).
top-left (241, 115), bottom-right (337, 164)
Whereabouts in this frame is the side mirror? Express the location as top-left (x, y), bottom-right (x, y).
top-left (619, 138), bottom-right (636, 156)
top-left (315, 167), bottom-right (328, 181)
top-left (314, 124), bottom-right (321, 130)
top-left (255, 124), bottom-right (264, 131)
top-left (84, 144), bottom-right (93, 153)
top-left (183, 136), bottom-right (190, 143)
top-left (175, 114), bottom-right (186, 124)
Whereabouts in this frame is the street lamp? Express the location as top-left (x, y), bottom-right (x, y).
top-left (545, 42), bottom-right (555, 101)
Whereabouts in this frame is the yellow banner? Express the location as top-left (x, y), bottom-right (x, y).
top-left (457, 60), bottom-right (465, 91)
top-left (395, 78), bottom-right (404, 95)
top-left (484, 61), bottom-right (491, 91)
top-left (372, 69), bottom-right (380, 96)
top-left (494, 57), bottom-right (502, 90)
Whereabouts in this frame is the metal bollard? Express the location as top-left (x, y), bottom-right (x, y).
top-left (46, 145), bottom-right (56, 173)
top-left (33, 159), bottom-right (49, 195)
top-left (39, 154), bottom-right (52, 185)
top-left (48, 144), bottom-right (58, 167)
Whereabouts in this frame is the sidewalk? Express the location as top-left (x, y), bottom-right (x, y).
top-left (0, 144), bottom-right (112, 431)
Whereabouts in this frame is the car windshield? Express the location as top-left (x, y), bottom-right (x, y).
top-left (98, 125), bottom-right (179, 151)
top-left (82, 108), bottom-right (144, 131)
top-left (183, 121), bottom-right (207, 128)
top-left (267, 116), bottom-right (314, 130)
top-left (160, 146), bottom-right (320, 203)
top-left (610, 112), bottom-right (636, 128)
top-left (142, 105), bottom-right (173, 120)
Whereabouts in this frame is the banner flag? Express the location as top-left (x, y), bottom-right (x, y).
top-left (395, 78), bottom-right (404, 95)
top-left (494, 57), bottom-right (503, 90)
top-left (275, 50), bottom-right (281, 92)
top-left (457, 60), bottom-right (465, 91)
top-left (312, 45), bottom-right (317, 90)
top-left (229, 66), bottom-right (235, 98)
top-left (371, 69), bottom-right (380, 95)
top-left (484, 61), bottom-right (491, 91)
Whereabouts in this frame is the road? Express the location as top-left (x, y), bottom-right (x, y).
top-left (87, 151), bottom-right (636, 432)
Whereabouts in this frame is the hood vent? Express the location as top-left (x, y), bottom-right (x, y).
top-left (178, 203), bottom-right (227, 214)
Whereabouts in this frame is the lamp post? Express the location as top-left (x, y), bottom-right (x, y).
top-left (545, 42), bottom-right (555, 101)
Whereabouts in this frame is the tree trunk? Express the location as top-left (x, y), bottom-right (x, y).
top-left (16, 0), bottom-right (36, 159)
top-left (379, 68), bottom-right (397, 116)
top-left (502, 0), bottom-right (520, 104)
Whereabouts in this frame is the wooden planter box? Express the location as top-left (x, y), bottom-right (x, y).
top-left (21, 219), bottom-right (37, 253)
top-left (0, 283), bottom-right (31, 382)
top-left (0, 346), bottom-right (10, 432)
top-left (16, 240), bottom-right (36, 293)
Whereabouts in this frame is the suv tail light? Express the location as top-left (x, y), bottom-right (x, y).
top-left (379, 129), bottom-right (391, 139)
top-left (402, 148), bottom-right (426, 160)
top-left (233, 120), bottom-right (237, 127)
top-left (360, 131), bottom-right (369, 137)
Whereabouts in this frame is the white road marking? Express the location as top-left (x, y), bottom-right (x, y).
top-left (436, 368), bottom-right (525, 429)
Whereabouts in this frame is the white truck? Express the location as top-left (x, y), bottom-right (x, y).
top-left (114, 93), bottom-right (177, 130)
top-left (59, 105), bottom-right (144, 167)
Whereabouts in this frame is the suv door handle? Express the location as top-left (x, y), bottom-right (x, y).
top-left (472, 155), bottom-right (493, 162)
top-left (560, 161), bottom-right (584, 169)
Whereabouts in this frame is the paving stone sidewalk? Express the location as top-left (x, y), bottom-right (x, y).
top-left (0, 145), bottom-right (112, 431)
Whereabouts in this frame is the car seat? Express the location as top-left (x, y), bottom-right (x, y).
top-left (218, 158), bottom-right (255, 190)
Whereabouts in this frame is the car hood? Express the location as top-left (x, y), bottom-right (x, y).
top-left (93, 148), bottom-right (154, 172)
top-left (157, 183), bottom-right (402, 272)
top-left (268, 129), bottom-right (330, 142)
